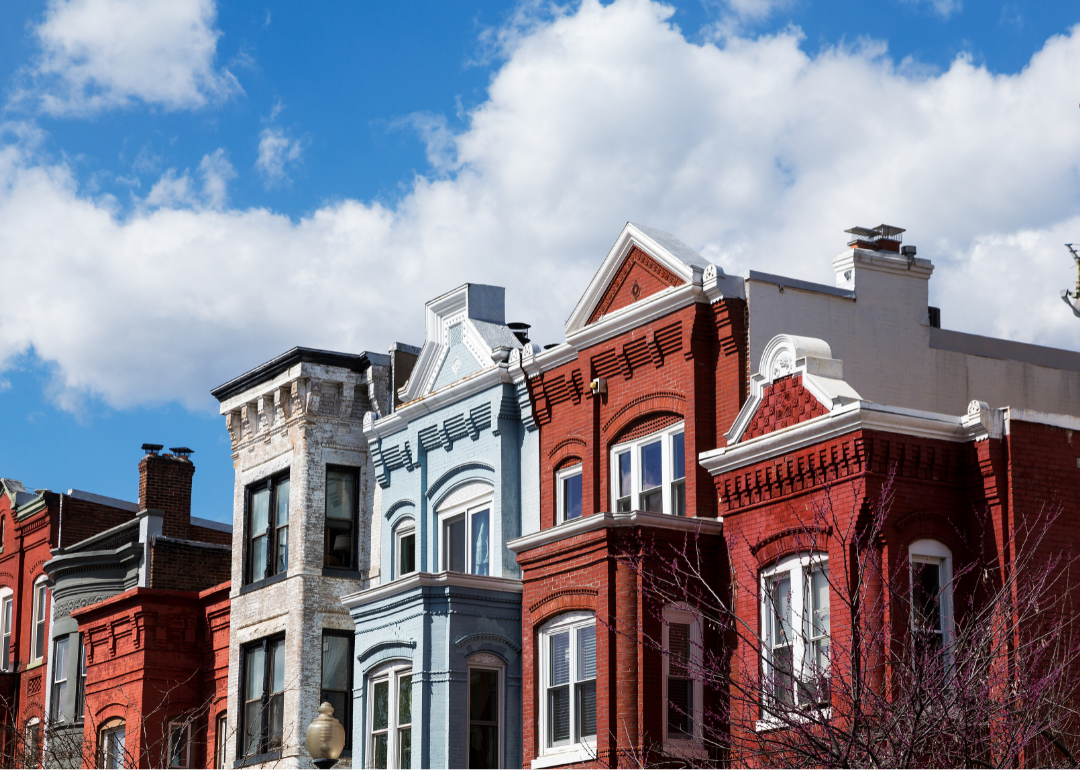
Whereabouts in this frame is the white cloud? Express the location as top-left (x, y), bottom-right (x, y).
top-left (23, 0), bottom-right (239, 115)
top-left (901, 0), bottom-right (962, 20)
top-left (255, 128), bottom-right (306, 188)
top-left (1, 0), bottom-right (1080, 413)
top-left (143, 149), bottom-right (235, 210)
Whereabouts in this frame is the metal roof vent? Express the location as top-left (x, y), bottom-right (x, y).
top-left (845, 224), bottom-right (905, 252)
top-left (507, 322), bottom-right (531, 346)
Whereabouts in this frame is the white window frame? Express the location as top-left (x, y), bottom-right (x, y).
top-left (25, 717), bottom-right (40, 767)
top-left (51, 635), bottom-right (70, 723)
top-left (908, 539), bottom-right (954, 651)
top-left (662, 606), bottom-right (704, 752)
top-left (215, 712), bottom-right (228, 769)
top-left (0, 589), bottom-right (13, 672)
top-left (31, 577), bottom-right (47, 664)
top-left (610, 422), bottom-right (685, 515)
top-left (393, 519), bottom-right (416, 580)
top-left (759, 552), bottom-right (830, 727)
top-left (168, 720), bottom-right (192, 768)
top-left (537, 612), bottom-right (597, 765)
top-left (367, 661), bottom-right (412, 770)
top-left (437, 493), bottom-right (493, 576)
top-left (556, 464), bottom-right (583, 523)
top-left (101, 721), bottom-right (126, 769)
top-left (466, 654), bottom-right (505, 768)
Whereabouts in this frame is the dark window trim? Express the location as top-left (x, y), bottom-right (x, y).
top-left (244, 471), bottom-right (290, 586)
top-left (321, 629), bottom-right (355, 750)
top-left (238, 572), bottom-right (288, 596)
top-left (324, 465), bottom-right (360, 571)
top-left (320, 568), bottom-right (364, 580)
top-left (237, 633), bottom-right (286, 761)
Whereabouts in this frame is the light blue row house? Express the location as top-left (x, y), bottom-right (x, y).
top-left (341, 284), bottom-right (539, 769)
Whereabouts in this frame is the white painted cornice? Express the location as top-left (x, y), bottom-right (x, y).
top-left (506, 510), bottom-right (722, 554)
top-left (371, 364), bottom-right (512, 440)
top-left (1004, 407), bottom-right (1080, 434)
top-left (340, 571), bottom-right (523, 610)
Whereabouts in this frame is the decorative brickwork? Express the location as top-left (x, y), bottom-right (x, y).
top-left (741, 374), bottom-right (827, 440)
top-left (587, 246), bottom-right (683, 324)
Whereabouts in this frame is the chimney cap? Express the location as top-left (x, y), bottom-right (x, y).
top-left (845, 224), bottom-right (905, 247)
top-left (169, 447), bottom-right (194, 456)
top-left (141, 443), bottom-right (164, 454)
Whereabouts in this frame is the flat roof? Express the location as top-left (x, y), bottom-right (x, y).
top-left (211, 346), bottom-right (389, 402)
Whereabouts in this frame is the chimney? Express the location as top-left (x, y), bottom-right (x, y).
top-left (844, 224), bottom-right (905, 253)
top-left (139, 446), bottom-right (194, 539)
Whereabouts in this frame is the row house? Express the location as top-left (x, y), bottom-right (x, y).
top-left (44, 448), bottom-right (232, 768)
top-left (342, 284), bottom-right (538, 769)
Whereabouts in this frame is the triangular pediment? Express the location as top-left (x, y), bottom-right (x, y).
top-left (742, 375), bottom-right (828, 440)
top-left (566, 222), bottom-right (712, 334)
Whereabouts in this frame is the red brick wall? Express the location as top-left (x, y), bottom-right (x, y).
top-left (139, 454), bottom-right (195, 540)
top-left (149, 539), bottom-right (231, 593)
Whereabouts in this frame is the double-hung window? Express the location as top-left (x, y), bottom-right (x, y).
top-left (663, 607), bottom-right (702, 745)
top-left (321, 631), bottom-right (353, 750)
top-left (468, 659), bottom-right (503, 768)
top-left (557, 464), bottom-right (583, 523)
top-left (75, 634), bottom-right (87, 721)
top-left (215, 712), bottom-right (228, 769)
top-left (246, 474), bottom-right (290, 584)
top-left (101, 721), bottom-right (125, 769)
top-left (1, 594), bottom-right (12, 671)
top-left (761, 553), bottom-right (830, 713)
top-left (439, 497), bottom-right (492, 576)
top-left (240, 635), bottom-right (286, 758)
top-left (168, 722), bottom-right (191, 768)
top-left (540, 613), bottom-right (596, 756)
top-left (369, 664), bottom-right (412, 769)
top-left (51, 636), bottom-right (69, 722)
top-left (31, 579), bottom-right (47, 662)
top-left (611, 424), bottom-right (686, 515)
top-left (909, 540), bottom-right (953, 658)
top-left (325, 466), bottom-right (359, 570)
top-left (394, 521), bottom-right (416, 579)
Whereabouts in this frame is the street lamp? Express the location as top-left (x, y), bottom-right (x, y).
top-left (306, 702), bottom-right (346, 770)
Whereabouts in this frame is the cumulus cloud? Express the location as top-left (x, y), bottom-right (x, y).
top-left (255, 128), bottom-right (306, 188)
top-left (901, 0), bottom-right (962, 20)
top-left (1, 0), bottom-right (1080, 413)
top-left (21, 0), bottom-right (239, 115)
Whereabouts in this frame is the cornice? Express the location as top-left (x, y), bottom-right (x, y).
top-left (372, 365), bottom-right (512, 440)
top-left (506, 510), bottom-right (722, 554)
top-left (340, 571), bottom-right (523, 610)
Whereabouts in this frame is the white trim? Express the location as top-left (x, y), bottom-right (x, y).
top-left (1005, 407), bottom-right (1080, 434)
top-left (556, 464), bottom-right (583, 524)
top-left (367, 661), bottom-right (413, 770)
top-left (437, 493), bottom-right (494, 576)
top-left (507, 510), bottom-right (722, 555)
top-left (662, 606), bottom-right (704, 752)
top-left (0, 589), bottom-right (13, 672)
top-left (167, 721), bottom-right (192, 768)
top-left (340, 572), bottom-right (523, 610)
top-left (908, 539), bottom-right (954, 651)
top-left (610, 423), bottom-right (685, 515)
top-left (30, 576), bottom-right (47, 664)
top-left (466, 654), bottom-right (506, 768)
top-left (392, 518), bottom-right (416, 581)
top-left (536, 612), bottom-right (597, 760)
top-left (566, 284), bottom-right (703, 352)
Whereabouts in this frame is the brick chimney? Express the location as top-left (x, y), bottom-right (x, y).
top-left (139, 450), bottom-right (194, 539)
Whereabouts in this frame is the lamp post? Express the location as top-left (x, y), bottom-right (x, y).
top-left (306, 702), bottom-right (346, 770)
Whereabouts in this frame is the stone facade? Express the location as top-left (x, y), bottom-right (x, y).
top-left (213, 347), bottom-right (390, 769)
top-left (343, 283), bottom-right (537, 769)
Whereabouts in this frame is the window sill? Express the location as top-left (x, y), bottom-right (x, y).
top-left (238, 572), bottom-right (288, 596)
top-left (662, 739), bottom-right (707, 759)
top-left (234, 749), bottom-right (282, 768)
top-left (756, 706), bottom-right (832, 733)
top-left (531, 742), bottom-right (597, 768)
top-left (25, 660), bottom-right (43, 671)
top-left (321, 567), bottom-right (364, 580)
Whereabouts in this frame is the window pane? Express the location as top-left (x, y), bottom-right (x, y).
top-left (270, 639), bottom-right (286, 694)
top-left (563, 473), bottom-right (582, 521)
top-left (326, 520), bottom-right (352, 569)
top-left (771, 576), bottom-right (792, 646)
top-left (398, 728), bottom-right (411, 769)
top-left (251, 489), bottom-right (270, 534)
top-left (52, 681), bottom-right (67, 722)
top-left (548, 686), bottom-right (569, 745)
top-left (372, 680), bottom-right (389, 731)
top-left (772, 645), bottom-right (794, 706)
top-left (577, 626), bottom-right (596, 681)
top-left (550, 632), bottom-right (570, 686)
top-left (446, 516), bottom-right (466, 573)
top-left (325, 471), bottom-right (353, 520)
top-left (268, 694), bottom-right (284, 749)
top-left (169, 726), bottom-right (186, 768)
top-left (53, 637), bottom-right (68, 683)
top-left (913, 561), bottom-right (942, 633)
top-left (811, 566), bottom-right (830, 638)
top-left (470, 669), bottom-right (498, 723)
top-left (469, 725), bottom-right (498, 769)
top-left (640, 440), bottom-right (662, 491)
top-left (250, 535), bottom-right (267, 582)
top-left (672, 432), bottom-right (685, 480)
top-left (671, 480), bottom-right (686, 517)
top-left (668, 678), bottom-right (692, 737)
top-left (398, 673), bottom-right (412, 725)
top-left (321, 635), bottom-right (349, 690)
top-left (371, 733), bottom-right (387, 769)
top-left (668, 623), bottom-right (690, 678)
top-left (275, 479), bottom-right (290, 526)
top-left (576, 681), bottom-right (596, 738)
top-left (1, 598), bottom-right (10, 670)
top-left (471, 509), bottom-right (490, 576)
top-left (244, 646), bottom-right (265, 700)
top-left (323, 691), bottom-right (347, 728)
top-left (34, 585), bottom-right (46, 660)
top-left (618, 452), bottom-right (631, 498)
top-left (243, 701), bottom-right (261, 755)
top-left (275, 525), bottom-right (289, 574)
top-left (400, 533), bottom-right (415, 575)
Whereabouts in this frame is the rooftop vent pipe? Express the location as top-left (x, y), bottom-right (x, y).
top-left (507, 322), bottom-right (531, 346)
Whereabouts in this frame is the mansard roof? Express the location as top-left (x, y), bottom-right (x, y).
top-left (0, 477), bottom-right (40, 511)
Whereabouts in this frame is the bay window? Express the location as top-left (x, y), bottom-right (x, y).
top-left (246, 474), bottom-right (290, 584)
top-left (761, 553), bottom-right (830, 712)
top-left (439, 498), bottom-right (491, 576)
top-left (325, 466), bottom-right (359, 570)
top-left (611, 424), bottom-right (686, 515)
top-left (557, 464), bottom-right (583, 523)
top-left (369, 663), bottom-right (412, 769)
top-left (540, 613), bottom-right (596, 756)
top-left (240, 635), bottom-right (286, 758)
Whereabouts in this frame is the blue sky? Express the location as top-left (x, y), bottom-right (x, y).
top-left (1, 0), bottom-right (1079, 523)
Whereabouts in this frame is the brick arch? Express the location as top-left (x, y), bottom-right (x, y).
top-left (891, 510), bottom-right (968, 561)
top-left (528, 588), bottom-right (598, 627)
top-left (602, 391), bottom-right (685, 440)
top-left (750, 526), bottom-right (831, 568)
top-left (549, 437), bottom-right (586, 471)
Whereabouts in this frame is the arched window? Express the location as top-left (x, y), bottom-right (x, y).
top-left (392, 518), bottom-right (416, 580)
top-left (0, 516), bottom-right (6, 553)
top-left (24, 718), bottom-right (40, 768)
top-left (467, 652), bottom-right (505, 768)
top-left (368, 660), bottom-right (412, 769)
top-left (100, 719), bottom-right (126, 769)
top-left (610, 422), bottom-right (686, 515)
top-left (908, 540), bottom-right (954, 652)
top-left (30, 576), bottom-right (47, 663)
top-left (538, 612), bottom-right (596, 761)
top-left (0, 586), bottom-right (13, 672)
top-left (435, 482), bottom-right (493, 576)
top-left (761, 552), bottom-right (830, 711)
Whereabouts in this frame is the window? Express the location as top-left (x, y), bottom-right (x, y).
top-left (51, 636), bottom-right (69, 723)
top-left (909, 540), bottom-right (953, 656)
top-left (468, 659), bottom-right (502, 769)
top-left (439, 500), bottom-right (491, 576)
top-left (240, 635), bottom-right (286, 758)
top-left (663, 607), bottom-right (702, 744)
top-left (168, 722), bottom-right (191, 768)
top-left (611, 424), bottom-right (686, 515)
top-left (557, 464), bottom-right (583, 523)
top-left (215, 712), bottom-right (228, 769)
top-left (761, 553), bottom-right (830, 711)
top-left (31, 579), bottom-right (47, 662)
top-left (246, 474), bottom-right (290, 584)
top-left (369, 664), bottom-right (412, 769)
top-left (25, 718), bottom-right (40, 767)
top-left (1, 594), bottom-right (12, 671)
top-left (394, 520), bottom-right (416, 579)
top-left (540, 613), bottom-right (596, 755)
top-left (101, 721), bottom-right (125, 769)
top-left (0, 516), bottom-right (5, 553)
top-left (74, 634), bottom-right (87, 721)
top-left (321, 632), bottom-right (353, 750)
top-left (325, 467), bottom-right (359, 570)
